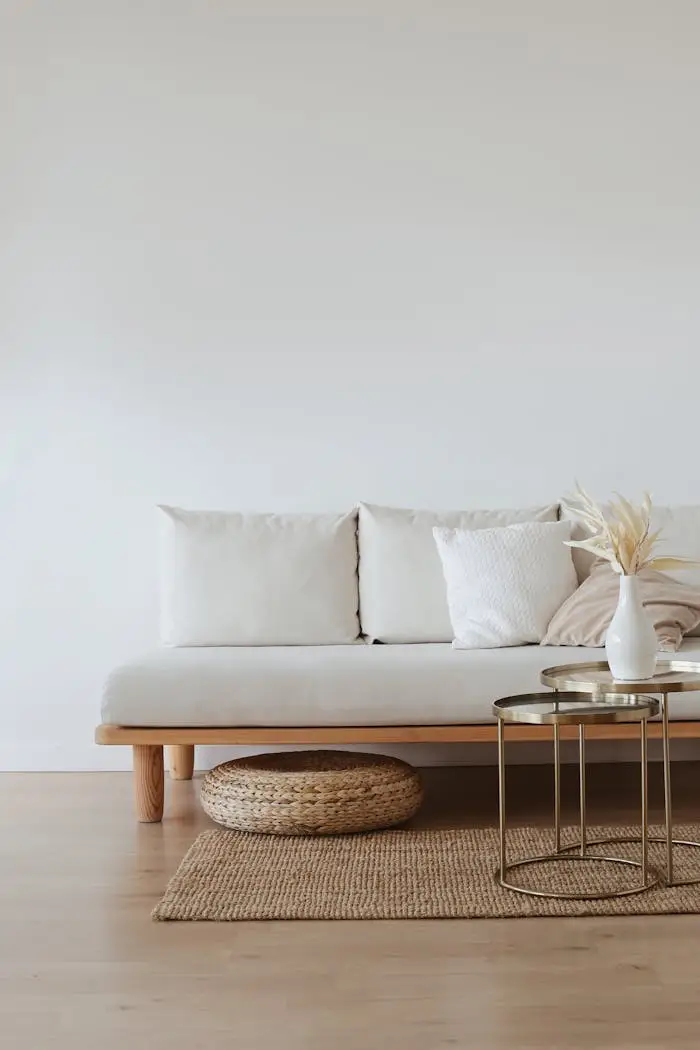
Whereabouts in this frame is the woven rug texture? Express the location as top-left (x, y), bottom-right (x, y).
top-left (153, 824), bottom-right (700, 921)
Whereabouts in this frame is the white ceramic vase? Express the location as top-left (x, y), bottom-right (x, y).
top-left (605, 574), bottom-right (658, 681)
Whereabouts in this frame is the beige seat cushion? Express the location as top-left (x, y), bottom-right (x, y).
top-left (542, 563), bottom-right (700, 651)
top-left (102, 639), bottom-right (700, 727)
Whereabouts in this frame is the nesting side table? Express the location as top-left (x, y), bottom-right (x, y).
top-left (541, 661), bottom-right (700, 886)
top-left (493, 691), bottom-right (660, 900)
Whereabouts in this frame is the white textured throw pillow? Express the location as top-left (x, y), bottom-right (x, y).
top-left (158, 506), bottom-right (360, 646)
top-left (433, 520), bottom-right (577, 648)
top-left (358, 502), bottom-right (559, 643)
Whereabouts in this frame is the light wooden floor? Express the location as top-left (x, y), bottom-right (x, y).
top-left (3, 765), bottom-right (700, 1050)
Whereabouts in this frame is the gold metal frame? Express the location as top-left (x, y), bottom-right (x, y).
top-left (541, 660), bottom-right (700, 694)
top-left (540, 662), bottom-right (700, 887)
top-left (495, 693), bottom-right (660, 900)
top-left (495, 692), bottom-right (659, 725)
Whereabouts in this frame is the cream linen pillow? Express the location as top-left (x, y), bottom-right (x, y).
top-left (542, 561), bottom-right (700, 651)
top-left (433, 520), bottom-right (577, 648)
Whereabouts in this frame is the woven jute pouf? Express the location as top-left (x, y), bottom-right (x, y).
top-left (199, 750), bottom-right (424, 835)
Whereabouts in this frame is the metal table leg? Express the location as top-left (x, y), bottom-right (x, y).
top-left (498, 717), bottom-right (506, 882)
top-left (662, 691), bottom-right (673, 885)
top-left (553, 723), bottom-right (561, 855)
top-left (579, 724), bottom-right (586, 858)
top-left (654, 689), bottom-right (700, 887)
top-left (641, 716), bottom-right (648, 886)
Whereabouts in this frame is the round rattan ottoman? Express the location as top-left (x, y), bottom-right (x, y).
top-left (200, 750), bottom-right (424, 835)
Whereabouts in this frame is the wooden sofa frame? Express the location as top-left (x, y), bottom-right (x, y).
top-left (96, 721), bottom-right (700, 822)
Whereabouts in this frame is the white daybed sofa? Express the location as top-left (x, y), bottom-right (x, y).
top-left (96, 501), bottom-right (700, 820)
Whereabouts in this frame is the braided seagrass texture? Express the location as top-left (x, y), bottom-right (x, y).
top-left (154, 824), bottom-right (700, 921)
top-left (199, 750), bottom-right (424, 835)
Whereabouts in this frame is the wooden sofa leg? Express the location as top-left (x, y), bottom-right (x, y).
top-left (169, 744), bottom-right (195, 781)
top-left (133, 745), bottom-right (164, 822)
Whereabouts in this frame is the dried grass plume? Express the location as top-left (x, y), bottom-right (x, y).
top-left (562, 484), bottom-right (697, 576)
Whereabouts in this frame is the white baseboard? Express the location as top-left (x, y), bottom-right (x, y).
top-left (1, 737), bottom-right (699, 772)
top-left (0, 739), bottom-right (134, 772)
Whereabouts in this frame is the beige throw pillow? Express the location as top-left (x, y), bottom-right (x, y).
top-left (542, 561), bottom-right (700, 652)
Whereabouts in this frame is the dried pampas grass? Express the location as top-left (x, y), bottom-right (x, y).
top-left (562, 484), bottom-right (697, 576)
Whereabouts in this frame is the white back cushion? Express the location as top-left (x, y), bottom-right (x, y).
top-left (358, 502), bottom-right (559, 643)
top-left (433, 520), bottom-right (577, 648)
top-left (561, 502), bottom-right (700, 637)
top-left (158, 506), bottom-right (359, 646)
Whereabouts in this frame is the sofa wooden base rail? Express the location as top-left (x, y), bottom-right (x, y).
top-left (95, 722), bottom-right (700, 823)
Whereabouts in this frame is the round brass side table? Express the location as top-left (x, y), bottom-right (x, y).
top-left (541, 661), bottom-right (700, 887)
top-left (493, 692), bottom-right (660, 900)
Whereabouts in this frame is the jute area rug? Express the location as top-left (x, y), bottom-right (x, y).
top-left (153, 825), bottom-right (700, 921)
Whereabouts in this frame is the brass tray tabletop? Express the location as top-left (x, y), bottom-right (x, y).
top-left (540, 660), bottom-right (700, 695)
top-left (494, 692), bottom-right (659, 726)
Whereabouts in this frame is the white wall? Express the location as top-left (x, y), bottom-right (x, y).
top-left (2, 1), bottom-right (700, 770)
